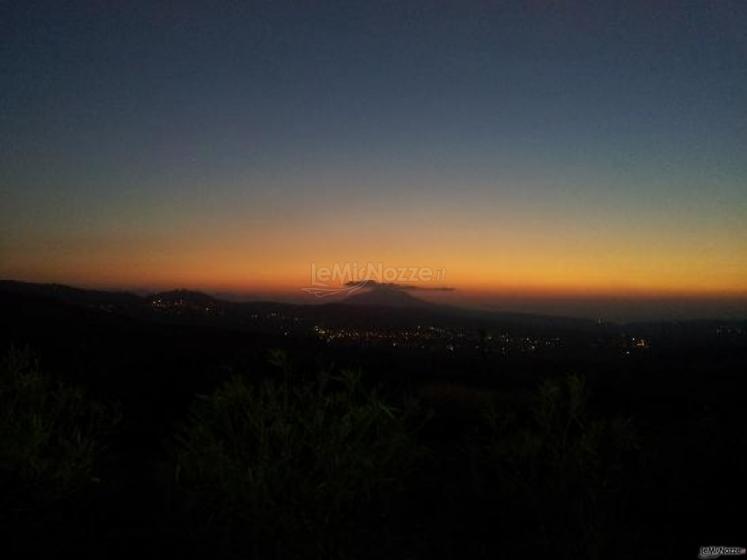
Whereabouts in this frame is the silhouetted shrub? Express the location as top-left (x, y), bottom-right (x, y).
top-left (174, 352), bottom-right (423, 558)
top-left (479, 374), bottom-right (637, 558)
top-left (0, 347), bottom-right (116, 517)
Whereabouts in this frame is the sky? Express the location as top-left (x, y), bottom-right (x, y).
top-left (1, 1), bottom-right (746, 317)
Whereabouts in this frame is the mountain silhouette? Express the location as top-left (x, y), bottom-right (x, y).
top-left (0, 279), bottom-right (141, 306)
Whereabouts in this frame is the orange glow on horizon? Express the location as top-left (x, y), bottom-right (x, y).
top-left (3, 198), bottom-right (745, 300)
top-left (4, 257), bottom-right (745, 300)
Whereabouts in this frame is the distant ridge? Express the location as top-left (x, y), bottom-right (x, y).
top-left (4, 279), bottom-right (739, 326)
top-left (147, 289), bottom-right (218, 305)
top-left (0, 279), bottom-right (141, 306)
top-left (342, 287), bottom-right (435, 309)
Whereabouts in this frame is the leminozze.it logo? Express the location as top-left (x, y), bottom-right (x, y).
top-left (301, 262), bottom-right (448, 298)
top-left (699, 546), bottom-right (746, 559)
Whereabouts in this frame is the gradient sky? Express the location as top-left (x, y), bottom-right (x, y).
top-left (1, 1), bottom-right (746, 313)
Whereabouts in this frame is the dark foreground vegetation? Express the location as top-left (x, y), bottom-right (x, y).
top-left (1, 283), bottom-right (745, 558)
